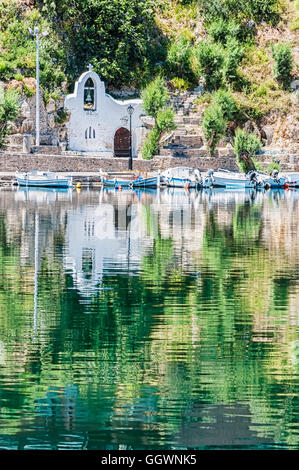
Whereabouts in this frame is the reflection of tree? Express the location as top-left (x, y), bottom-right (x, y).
top-left (0, 192), bottom-right (299, 449)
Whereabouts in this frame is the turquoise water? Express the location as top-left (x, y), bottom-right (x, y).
top-left (0, 186), bottom-right (298, 450)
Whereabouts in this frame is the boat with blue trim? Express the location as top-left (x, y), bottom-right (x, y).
top-left (15, 170), bottom-right (73, 188)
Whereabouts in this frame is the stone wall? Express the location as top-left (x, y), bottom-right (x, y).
top-left (0, 150), bottom-right (297, 174)
top-left (0, 152), bottom-right (265, 173)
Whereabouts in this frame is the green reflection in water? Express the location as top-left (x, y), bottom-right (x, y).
top-left (0, 187), bottom-right (298, 450)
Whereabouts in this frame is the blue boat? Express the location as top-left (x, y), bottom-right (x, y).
top-left (101, 178), bottom-right (132, 188)
top-left (15, 170), bottom-right (73, 188)
top-left (162, 167), bottom-right (202, 188)
top-left (100, 172), bottom-right (160, 189)
top-left (132, 176), bottom-right (159, 188)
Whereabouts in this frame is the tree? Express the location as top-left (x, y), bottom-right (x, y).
top-left (202, 103), bottom-right (227, 154)
top-left (141, 76), bottom-right (169, 118)
top-left (272, 43), bottom-right (293, 89)
top-left (39, 0), bottom-right (160, 87)
top-left (222, 38), bottom-right (245, 87)
top-left (194, 40), bottom-right (224, 91)
top-left (234, 128), bottom-right (262, 172)
top-left (0, 88), bottom-right (19, 148)
top-left (202, 90), bottom-right (238, 154)
top-left (156, 107), bottom-right (176, 133)
top-left (166, 35), bottom-right (195, 82)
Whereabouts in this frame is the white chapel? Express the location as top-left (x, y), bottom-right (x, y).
top-left (64, 66), bottom-right (146, 157)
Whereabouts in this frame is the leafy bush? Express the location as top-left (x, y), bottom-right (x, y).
top-left (142, 127), bottom-right (160, 160)
top-left (0, 0), bottom-right (67, 92)
top-left (156, 107), bottom-right (176, 133)
top-left (266, 160), bottom-right (281, 174)
top-left (141, 76), bottom-right (169, 118)
top-left (0, 88), bottom-right (19, 148)
top-left (170, 77), bottom-right (191, 91)
top-left (222, 38), bottom-right (245, 87)
top-left (234, 128), bottom-right (262, 172)
top-left (202, 89), bottom-right (239, 154)
top-left (271, 43), bottom-right (293, 88)
top-left (208, 18), bottom-right (249, 44)
top-left (212, 89), bottom-right (238, 121)
top-left (39, 0), bottom-right (161, 88)
top-left (202, 103), bottom-right (227, 154)
top-left (194, 40), bottom-right (224, 91)
top-left (199, 0), bottom-right (280, 25)
top-left (166, 35), bottom-right (195, 82)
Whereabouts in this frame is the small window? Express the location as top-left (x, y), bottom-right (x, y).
top-left (85, 127), bottom-right (96, 139)
top-left (84, 78), bottom-right (95, 110)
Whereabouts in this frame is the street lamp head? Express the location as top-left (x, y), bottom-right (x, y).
top-left (34, 26), bottom-right (40, 34)
top-left (42, 31), bottom-right (49, 37)
top-left (127, 104), bottom-right (134, 116)
top-left (28, 27), bottom-right (33, 35)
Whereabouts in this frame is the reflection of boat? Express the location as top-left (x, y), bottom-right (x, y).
top-left (15, 170), bottom-right (73, 188)
top-left (162, 167), bottom-right (202, 188)
top-left (15, 187), bottom-right (73, 203)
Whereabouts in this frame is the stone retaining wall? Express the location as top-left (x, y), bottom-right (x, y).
top-left (0, 151), bottom-right (297, 174)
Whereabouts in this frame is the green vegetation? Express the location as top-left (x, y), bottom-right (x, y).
top-left (0, 0), bottom-right (296, 162)
top-left (202, 89), bottom-right (238, 154)
top-left (38, 0), bottom-right (161, 88)
top-left (0, 1), bottom-right (67, 92)
top-left (141, 76), bottom-right (169, 118)
top-left (0, 192), bottom-right (299, 447)
top-left (166, 33), bottom-right (196, 83)
top-left (194, 40), bottom-right (224, 91)
top-left (141, 77), bottom-right (176, 159)
top-left (142, 127), bottom-right (160, 160)
top-left (234, 128), bottom-right (262, 172)
top-left (271, 42), bottom-right (293, 88)
top-left (0, 88), bottom-right (19, 148)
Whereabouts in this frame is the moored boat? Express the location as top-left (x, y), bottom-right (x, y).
top-left (284, 173), bottom-right (299, 188)
top-left (162, 167), bottom-right (202, 188)
top-left (203, 169), bottom-right (261, 188)
top-left (15, 170), bottom-right (73, 188)
top-left (132, 176), bottom-right (159, 188)
top-left (263, 170), bottom-right (288, 189)
top-left (99, 170), bottom-right (160, 188)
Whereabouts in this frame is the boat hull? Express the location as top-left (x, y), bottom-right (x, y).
top-left (16, 174), bottom-right (72, 188)
top-left (165, 177), bottom-right (200, 188)
top-left (132, 177), bottom-right (158, 188)
top-left (102, 176), bottom-right (159, 188)
top-left (102, 179), bottom-right (132, 187)
top-left (212, 176), bottom-right (255, 188)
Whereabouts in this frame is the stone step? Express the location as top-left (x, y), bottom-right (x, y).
top-left (34, 145), bottom-right (62, 155)
top-left (4, 145), bottom-right (26, 153)
top-left (170, 135), bottom-right (204, 148)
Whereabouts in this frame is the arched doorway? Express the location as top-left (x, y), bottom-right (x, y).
top-left (114, 127), bottom-right (130, 158)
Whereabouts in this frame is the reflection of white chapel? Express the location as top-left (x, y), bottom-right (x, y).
top-left (64, 65), bottom-right (146, 156)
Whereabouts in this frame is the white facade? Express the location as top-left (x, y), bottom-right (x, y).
top-left (64, 68), bottom-right (146, 156)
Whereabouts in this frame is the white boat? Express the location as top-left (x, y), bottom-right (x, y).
top-left (284, 172), bottom-right (299, 188)
top-left (15, 170), bottom-right (73, 188)
top-left (162, 167), bottom-right (202, 188)
top-left (202, 169), bottom-right (266, 189)
top-left (263, 170), bottom-right (288, 189)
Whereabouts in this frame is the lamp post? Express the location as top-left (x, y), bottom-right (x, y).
top-left (127, 104), bottom-right (134, 171)
top-left (28, 27), bottom-right (48, 147)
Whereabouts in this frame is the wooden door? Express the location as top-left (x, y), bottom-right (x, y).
top-left (114, 127), bottom-right (130, 157)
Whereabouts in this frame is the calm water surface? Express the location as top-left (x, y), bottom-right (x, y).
top-left (0, 186), bottom-right (298, 450)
